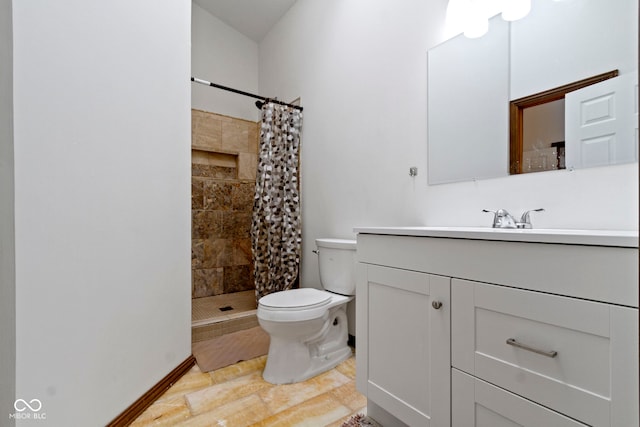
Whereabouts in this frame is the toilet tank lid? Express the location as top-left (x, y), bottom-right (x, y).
top-left (315, 238), bottom-right (356, 249)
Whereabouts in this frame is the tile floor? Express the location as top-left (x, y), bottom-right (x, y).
top-left (130, 353), bottom-right (367, 427)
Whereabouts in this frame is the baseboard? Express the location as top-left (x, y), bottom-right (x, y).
top-left (107, 354), bottom-right (196, 427)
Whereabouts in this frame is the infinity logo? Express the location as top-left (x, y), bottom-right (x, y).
top-left (14, 399), bottom-right (42, 412)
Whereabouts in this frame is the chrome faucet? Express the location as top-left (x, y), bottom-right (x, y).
top-left (483, 208), bottom-right (545, 229)
top-left (517, 208), bottom-right (545, 229)
top-left (482, 209), bottom-right (517, 228)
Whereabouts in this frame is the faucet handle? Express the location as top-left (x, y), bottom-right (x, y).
top-left (518, 208), bottom-right (545, 228)
top-left (482, 209), bottom-right (498, 227)
top-left (483, 209), bottom-right (517, 228)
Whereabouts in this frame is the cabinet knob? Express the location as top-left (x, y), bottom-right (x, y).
top-left (432, 301), bottom-right (443, 309)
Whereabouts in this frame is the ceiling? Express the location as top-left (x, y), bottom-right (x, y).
top-left (193, 0), bottom-right (298, 42)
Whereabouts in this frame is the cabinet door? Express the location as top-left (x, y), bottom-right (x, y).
top-left (452, 368), bottom-right (588, 427)
top-left (356, 264), bottom-right (450, 426)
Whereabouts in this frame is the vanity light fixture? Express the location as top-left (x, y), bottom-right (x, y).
top-left (501, 0), bottom-right (531, 21)
top-left (464, 16), bottom-right (489, 38)
top-left (464, 2), bottom-right (490, 38)
top-left (446, 0), bottom-right (492, 39)
top-left (446, 0), bottom-right (533, 39)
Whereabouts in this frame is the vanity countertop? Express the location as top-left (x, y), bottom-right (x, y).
top-left (353, 226), bottom-right (639, 248)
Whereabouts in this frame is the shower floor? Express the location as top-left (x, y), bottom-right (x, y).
top-left (191, 290), bottom-right (258, 343)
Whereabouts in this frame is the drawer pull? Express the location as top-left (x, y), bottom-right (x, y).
top-left (432, 301), bottom-right (443, 309)
top-left (506, 338), bottom-right (558, 358)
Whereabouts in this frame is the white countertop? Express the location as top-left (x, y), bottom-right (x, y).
top-left (353, 226), bottom-right (639, 248)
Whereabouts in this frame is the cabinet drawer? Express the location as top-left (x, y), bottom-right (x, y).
top-left (452, 279), bottom-right (639, 427)
top-left (452, 368), bottom-right (588, 427)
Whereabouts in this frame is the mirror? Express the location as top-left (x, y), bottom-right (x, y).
top-left (427, 0), bottom-right (638, 185)
top-left (427, 17), bottom-right (509, 184)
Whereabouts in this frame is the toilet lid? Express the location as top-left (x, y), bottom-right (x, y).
top-left (259, 288), bottom-right (331, 310)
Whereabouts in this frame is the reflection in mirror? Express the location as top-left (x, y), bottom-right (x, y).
top-left (565, 71), bottom-right (639, 170)
top-left (509, 70), bottom-right (619, 175)
top-left (522, 100), bottom-right (564, 174)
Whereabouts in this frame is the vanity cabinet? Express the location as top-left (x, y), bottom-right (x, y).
top-left (355, 230), bottom-right (638, 427)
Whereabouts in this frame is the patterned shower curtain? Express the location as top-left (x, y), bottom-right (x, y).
top-left (251, 102), bottom-right (303, 301)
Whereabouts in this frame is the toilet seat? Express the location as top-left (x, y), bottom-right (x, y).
top-left (258, 288), bottom-right (342, 322)
top-left (260, 288), bottom-right (331, 310)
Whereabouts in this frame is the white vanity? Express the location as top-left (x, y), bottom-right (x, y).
top-left (354, 227), bottom-right (639, 427)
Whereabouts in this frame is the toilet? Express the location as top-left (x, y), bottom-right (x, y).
top-left (257, 238), bottom-right (357, 384)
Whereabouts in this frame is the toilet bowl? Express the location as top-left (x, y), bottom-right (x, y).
top-left (257, 238), bottom-right (357, 384)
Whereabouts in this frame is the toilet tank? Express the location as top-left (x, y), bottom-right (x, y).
top-left (316, 238), bottom-right (357, 296)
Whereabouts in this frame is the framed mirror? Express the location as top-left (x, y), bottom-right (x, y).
top-left (427, 0), bottom-right (638, 185)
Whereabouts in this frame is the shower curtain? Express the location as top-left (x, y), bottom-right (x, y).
top-left (251, 102), bottom-right (303, 301)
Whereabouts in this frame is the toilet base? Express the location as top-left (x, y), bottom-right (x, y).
top-left (260, 305), bottom-right (352, 385)
top-left (262, 341), bottom-right (352, 385)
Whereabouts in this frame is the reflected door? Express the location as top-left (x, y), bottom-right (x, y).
top-left (565, 72), bottom-right (639, 169)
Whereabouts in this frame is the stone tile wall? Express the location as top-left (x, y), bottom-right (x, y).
top-left (191, 109), bottom-right (259, 299)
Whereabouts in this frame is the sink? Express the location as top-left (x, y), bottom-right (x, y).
top-left (352, 226), bottom-right (639, 247)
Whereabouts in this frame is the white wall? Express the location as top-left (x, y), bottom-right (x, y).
top-left (12, 1), bottom-right (191, 425)
top-left (0, 0), bottom-right (15, 424)
top-left (192, 2), bottom-right (259, 121)
top-left (259, 0), bottom-right (639, 289)
top-left (259, 0), bottom-right (447, 288)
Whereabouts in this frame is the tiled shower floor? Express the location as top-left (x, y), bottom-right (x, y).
top-left (191, 290), bottom-right (258, 343)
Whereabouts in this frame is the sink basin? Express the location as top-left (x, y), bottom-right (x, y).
top-left (352, 226), bottom-right (639, 247)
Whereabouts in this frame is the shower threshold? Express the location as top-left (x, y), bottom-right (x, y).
top-left (191, 290), bottom-right (258, 343)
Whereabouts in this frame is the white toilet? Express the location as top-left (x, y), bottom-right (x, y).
top-left (257, 238), bottom-right (356, 384)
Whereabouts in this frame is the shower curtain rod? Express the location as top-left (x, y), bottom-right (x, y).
top-left (190, 77), bottom-right (303, 111)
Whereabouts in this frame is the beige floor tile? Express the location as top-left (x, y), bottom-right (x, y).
top-left (129, 396), bottom-right (191, 427)
top-left (154, 366), bottom-right (213, 403)
top-left (335, 355), bottom-right (357, 379)
top-left (329, 381), bottom-right (367, 411)
top-left (132, 352), bottom-right (362, 427)
top-left (259, 369), bottom-right (351, 414)
top-left (250, 392), bottom-right (352, 427)
top-left (185, 371), bottom-right (271, 415)
top-left (176, 394), bottom-right (271, 427)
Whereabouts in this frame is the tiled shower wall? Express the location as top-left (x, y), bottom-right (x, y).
top-left (191, 109), bottom-right (259, 299)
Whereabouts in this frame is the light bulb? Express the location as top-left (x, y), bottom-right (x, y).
top-left (445, 0), bottom-right (468, 37)
top-left (502, 0), bottom-right (531, 21)
top-left (464, 14), bottom-right (489, 38)
top-left (464, 0), bottom-right (489, 38)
